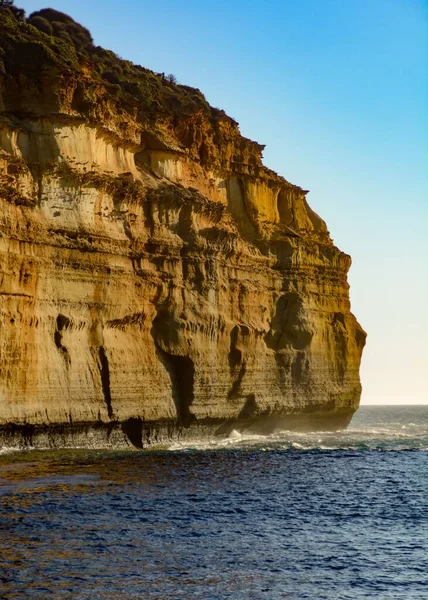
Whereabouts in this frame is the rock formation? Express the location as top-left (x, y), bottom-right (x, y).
top-left (0, 5), bottom-right (366, 448)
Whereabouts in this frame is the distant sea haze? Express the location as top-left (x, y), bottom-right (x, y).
top-left (1, 405), bottom-right (427, 599)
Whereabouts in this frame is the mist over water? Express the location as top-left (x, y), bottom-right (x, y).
top-left (0, 406), bottom-right (427, 599)
top-left (168, 405), bottom-right (428, 452)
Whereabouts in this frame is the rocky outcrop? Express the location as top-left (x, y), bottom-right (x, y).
top-left (0, 6), bottom-right (366, 448)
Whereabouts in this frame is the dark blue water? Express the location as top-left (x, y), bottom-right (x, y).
top-left (0, 406), bottom-right (427, 599)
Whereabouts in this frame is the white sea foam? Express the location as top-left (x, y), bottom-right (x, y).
top-left (164, 412), bottom-right (428, 452)
top-left (0, 446), bottom-right (27, 456)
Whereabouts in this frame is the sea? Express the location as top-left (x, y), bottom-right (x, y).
top-left (0, 405), bottom-right (427, 600)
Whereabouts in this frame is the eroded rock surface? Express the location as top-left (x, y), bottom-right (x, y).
top-left (0, 7), bottom-right (366, 447)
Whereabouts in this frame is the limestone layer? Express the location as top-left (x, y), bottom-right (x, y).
top-left (0, 7), bottom-right (366, 447)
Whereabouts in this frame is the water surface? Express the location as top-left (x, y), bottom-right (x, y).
top-left (0, 406), bottom-right (427, 599)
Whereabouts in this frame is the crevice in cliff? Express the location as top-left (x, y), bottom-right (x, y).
top-left (228, 361), bottom-right (247, 399)
top-left (228, 325), bottom-right (248, 399)
top-left (238, 394), bottom-right (257, 419)
top-left (291, 351), bottom-right (307, 384)
top-left (156, 348), bottom-right (196, 427)
top-left (122, 417), bottom-right (144, 449)
top-left (54, 314), bottom-right (71, 366)
top-left (98, 345), bottom-right (113, 419)
top-left (228, 346), bottom-right (242, 370)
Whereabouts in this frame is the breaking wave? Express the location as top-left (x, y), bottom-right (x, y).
top-left (168, 406), bottom-right (428, 452)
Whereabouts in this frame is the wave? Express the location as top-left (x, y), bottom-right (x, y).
top-left (0, 446), bottom-right (23, 456)
top-left (166, 420), bottom-right (428, 453)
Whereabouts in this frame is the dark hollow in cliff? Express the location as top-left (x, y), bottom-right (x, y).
top-left (157, 350), bottom-right (196, 427)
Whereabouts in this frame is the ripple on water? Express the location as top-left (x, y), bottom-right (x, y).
top-left (0, 406), bottom-right (427, 599)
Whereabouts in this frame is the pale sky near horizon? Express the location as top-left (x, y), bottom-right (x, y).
top-left (17, 0), bottom-right (428, 405)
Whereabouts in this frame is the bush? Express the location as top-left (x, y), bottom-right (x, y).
top-left (29, 8), bottom-right (93, 49)
top-left (29, 8), bottom-right (74, 24)
top-left (27, 15), bottom-right (53, 35)
top-left (166, 73), bottom-right (177, 84)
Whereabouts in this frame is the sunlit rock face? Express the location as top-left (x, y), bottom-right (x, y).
top-left (0, 7), bottom-right (365, 447)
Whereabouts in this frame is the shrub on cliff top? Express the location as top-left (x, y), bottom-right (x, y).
top-left (29, 7), bottom-right (73, 24)
top-left (29, 8), bottom-right (93, 49)
top-left (27, 15), bottom-right (53, 35)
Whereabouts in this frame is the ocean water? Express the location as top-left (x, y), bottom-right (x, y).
top-left (0, 406), bottom-right (427, 600)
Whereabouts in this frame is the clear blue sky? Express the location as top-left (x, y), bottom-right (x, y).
top-left (18, 0), bottom-right (428, 404)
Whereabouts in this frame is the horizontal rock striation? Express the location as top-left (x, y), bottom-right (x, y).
top-left (0, 6), bottom-right (366, 448)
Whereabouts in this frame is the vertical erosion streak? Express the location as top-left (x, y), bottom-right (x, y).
top-left (54, 314), bottom-right (71, 366)
top-left (228, 325), bottom-right (247, 399)
top-left (98, 345), bottom-right (113, 419)
top-left (157, 349), bottom-right (196, 427)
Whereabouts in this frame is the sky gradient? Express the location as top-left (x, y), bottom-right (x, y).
top-left (18, 0), bottom-right (428, 404)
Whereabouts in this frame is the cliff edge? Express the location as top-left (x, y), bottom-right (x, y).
top-left (0, 5), bottom-right (366, 448)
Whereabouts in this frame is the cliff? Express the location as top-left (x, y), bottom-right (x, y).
top-left (0, 5), bottom-right (366, 448)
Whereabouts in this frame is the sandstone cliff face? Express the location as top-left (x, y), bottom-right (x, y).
top-left (0, 7), bottom-right (366, 447)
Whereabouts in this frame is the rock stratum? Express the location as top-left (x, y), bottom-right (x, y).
top-left (0, 5), bottom-right (366, 448)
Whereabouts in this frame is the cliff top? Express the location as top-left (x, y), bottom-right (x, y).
top-left (0, 1), bottom-right (303, 188)
top-left (0, 2), bottom-right (219, 120)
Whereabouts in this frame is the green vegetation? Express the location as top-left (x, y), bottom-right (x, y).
top-left (0, 1), bottom-right (222, 123)
top-left (0, 0), bottom-right (24, 20)
top-left (28, 8), bottom-right (93, 50)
